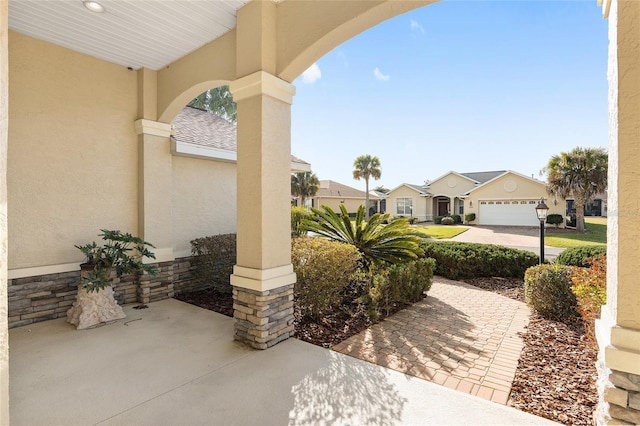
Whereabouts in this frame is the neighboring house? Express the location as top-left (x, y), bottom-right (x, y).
top-left (566, 191), bottom-right (608, 217)
top-left (386, 170), bottom-right (566, 227)
top-left (299, 180), bottom-right (380, 216)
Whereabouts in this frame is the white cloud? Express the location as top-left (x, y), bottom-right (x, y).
top-left (410, 19), bottom-right (425, 34)
top-left (302, 63), bottom-right (322, 84)
top-left (373, 67), bottom-right (390, 82)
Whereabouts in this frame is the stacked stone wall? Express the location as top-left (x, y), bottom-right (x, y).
top-left (8, 257), bottom-right (199, 328)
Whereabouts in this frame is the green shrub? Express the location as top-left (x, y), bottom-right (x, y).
top-left (441, 217), bottom-right (455, 225)
top-left (291, 237), bottom-right (362, 320)
top-left (190, 234), bottom-right (236, 293)
top-left (524, 264), bottom-right (578, 319)
top-left (363, 258), bottom-right (435, 320)
top-left (556, 245), bottom-right (607, 267)
top-left (421, 241), bottom-right (539, 279)
top-left (434, 216), bottom-right (444, 225)
top-left (546, 213), bottom-right (564, 227)
top-left (464, 213), bottom-right (476, 223)
top-left (450, 214), bottom-right (462, 224)
top-left (291, 206), bottom-right (312, 236)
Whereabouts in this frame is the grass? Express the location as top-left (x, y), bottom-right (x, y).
top-left (544, 217), bottom-right (607, 248)
top-left (412, 225), bottom-right (468, 239)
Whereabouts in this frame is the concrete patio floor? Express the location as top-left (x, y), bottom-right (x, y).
top-left (9, 299), bottom-right (556, 425)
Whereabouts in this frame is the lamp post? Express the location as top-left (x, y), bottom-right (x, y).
top-left (535, 199), bottom-right (549, 264)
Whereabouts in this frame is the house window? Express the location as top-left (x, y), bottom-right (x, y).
top-left (459, 203), bottom-right (464, 215)
top-left (396, 197), bottom-right (413, 215)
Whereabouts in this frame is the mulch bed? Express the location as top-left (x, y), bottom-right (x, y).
top-left (174, 278), bottom-right (598, 425)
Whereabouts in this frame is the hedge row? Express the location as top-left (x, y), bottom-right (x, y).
top-left (420, 241), bottom-right (539, 279)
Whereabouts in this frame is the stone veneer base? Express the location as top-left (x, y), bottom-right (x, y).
top-left (8, 256), bottom-right (200, 328)
top-left (232, 284), bottom-right (294, 350)
top-left (597, 361), bottom-right (640, 425)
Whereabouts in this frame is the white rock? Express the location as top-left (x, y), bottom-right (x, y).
top-left (67, 286), bottom-right (126, 330)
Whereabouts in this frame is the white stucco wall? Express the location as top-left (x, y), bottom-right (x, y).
top-left (8, 32), bottom-right (138, 269)
top-left (171, 156), bottom-right (237, 257)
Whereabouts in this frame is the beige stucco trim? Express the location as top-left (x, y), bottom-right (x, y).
top-left (9, 263), bottom-right (80, 279)
top-left (150, 247), bottom-right (175, 264)
top-left (230, 264), bottom-right (296, 292)
top-left (1, 0), bottom-right (9, 421)
top-left (134, 119), bottom-right (172, 138)
top-left (171, 140), bottom-right (310, 172)
top-left (229, 71), bottom-right (296, 104)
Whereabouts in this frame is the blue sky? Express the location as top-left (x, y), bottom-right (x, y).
top-left (290, 1), bottom-right (609, 192)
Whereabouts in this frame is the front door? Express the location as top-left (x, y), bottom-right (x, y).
top-left (438, 200), bottom-right (450, 216)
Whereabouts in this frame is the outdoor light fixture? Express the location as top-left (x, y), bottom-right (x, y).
top-left (83, 1), bottom-right (105, 13)
top-left (469, 200), bottom-right (473, 207)
top-left (535, 198), bottom-right (549, 264)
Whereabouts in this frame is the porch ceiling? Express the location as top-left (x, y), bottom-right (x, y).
top-left (8, 0), bottom-right (248, 70)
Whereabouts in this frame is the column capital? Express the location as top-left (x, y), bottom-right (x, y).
top-left (229, 71), bottom-right (296, 105)
top-left (134, 119), bottom-right (171, 137)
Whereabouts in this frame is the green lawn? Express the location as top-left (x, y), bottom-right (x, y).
top-left (544, 217), bottom-right (607, 248)
top-left (412, 225), bottom-right (468, 239)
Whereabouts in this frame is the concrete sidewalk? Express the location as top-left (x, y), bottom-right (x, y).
top-left (9, 299), bottom-right (556, 425)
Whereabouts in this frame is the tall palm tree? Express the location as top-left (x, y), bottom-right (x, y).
top-left (291, 172), bottom-right (319, 208)
top-left (188, 86), bottom-right (237, 123)
top-left (543, 147), bottom-right (608, 233)
top-left (353, 154), bottom-right (382, 220)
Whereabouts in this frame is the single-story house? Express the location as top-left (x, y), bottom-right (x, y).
top-left (296, 180), bottom-right (379, 216)
top-left (386, 170), bottom-right (566, 227)
top-left (1, 2), bottom-right (639, 422)
top-left (566, 191), bottom-right (608, 217)
top-left (8, 103), bottom-right (309, 327)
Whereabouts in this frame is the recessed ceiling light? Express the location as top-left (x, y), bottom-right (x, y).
top-left (83, 1), bottom-right (105, 13)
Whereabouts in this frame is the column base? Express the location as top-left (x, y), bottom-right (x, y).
top-left (232, 284), bottom-right (294, 350)
top-left (595, 307), bottom-right (640, 424)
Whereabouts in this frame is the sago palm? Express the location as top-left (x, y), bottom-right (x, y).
top-left (301, 204), bottom-right (424, 267)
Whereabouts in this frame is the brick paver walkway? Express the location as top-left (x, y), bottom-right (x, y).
top-left (333, 276), bottom-right (530, 405)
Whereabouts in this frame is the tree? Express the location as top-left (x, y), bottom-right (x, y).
top-left (543, 147), bottom-right (608, 233)
top-left (291, 172), bottom-right (320, 208)
top-left (301, 204), bottom-right (424, 268)
top-left (373, 186), bottom-right (390, 194)
top-left (188, 86), bottom-right (237, 123)
top-left (353, 154), bottom-right (382, 220)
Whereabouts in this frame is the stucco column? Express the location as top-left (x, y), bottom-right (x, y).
top-left (228, 71), bottom-right (297, 349)
top-left (0, 0), bottom-right (9, 422)
top-left (595, 0), bottom-right (640, 424)
top-left (133, 119), bottom-right (176, 303)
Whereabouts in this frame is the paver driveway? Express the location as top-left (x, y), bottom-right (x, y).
top-left (333, 276), bottom-right (530, 405)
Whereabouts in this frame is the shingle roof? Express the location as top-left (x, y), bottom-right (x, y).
top-left (172, 106), bottom-right (310, 166)
top-left (459, 170), bottom-right (507, 184)
top-left (406, 183), bottom-right (427, 193)
top-left (316, 180), bottom-right (379, 199)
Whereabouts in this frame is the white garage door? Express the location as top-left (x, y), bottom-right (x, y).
top-left (478, 200), bottom-right (541, 226)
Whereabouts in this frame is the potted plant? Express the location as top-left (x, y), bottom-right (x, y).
top-left (67, 229), bottom-right (157, 329)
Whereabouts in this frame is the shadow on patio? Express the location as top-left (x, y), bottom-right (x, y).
top-left (9, 298), bottom-right (555, 425)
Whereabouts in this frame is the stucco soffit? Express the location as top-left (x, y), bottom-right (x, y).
top-left (134, 119), bottom-right (172, 137)
top-left (229, 71), bottom-right (296, 104)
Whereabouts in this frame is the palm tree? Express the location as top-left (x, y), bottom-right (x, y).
top-left (353, 155), bottom-right (382, 220)
top-left (291, 172), bottom-right (320, 208)
top-left (543, 147), bottom-right (608, 233)
top-left (188, 86), bottom-right (237, 123)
